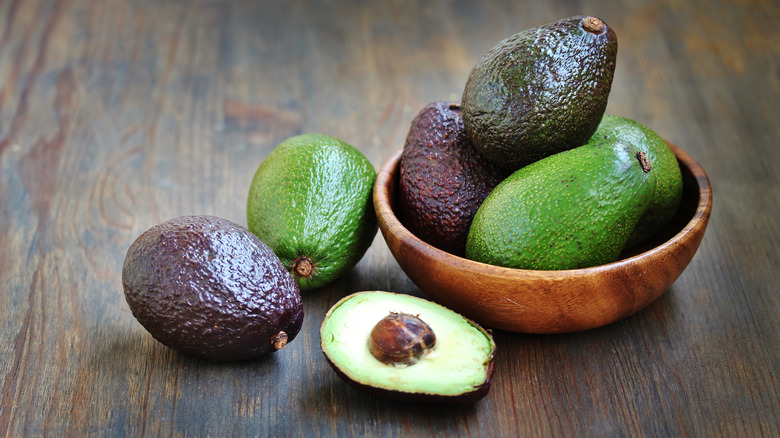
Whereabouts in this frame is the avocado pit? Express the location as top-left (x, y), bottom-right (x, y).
top-left (368, 312), bottom-right (436, 366)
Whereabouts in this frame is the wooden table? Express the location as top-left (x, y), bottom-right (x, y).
top-left (2, 1), bottom-right (778, 436)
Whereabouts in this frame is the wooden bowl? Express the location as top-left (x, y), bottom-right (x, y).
top-left (373, 143), bottom-right (712, 333)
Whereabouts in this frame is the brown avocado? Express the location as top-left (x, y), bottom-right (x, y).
top-left (398, 102), bottom-right (508, 256)
top-left (122, 215), bottom-right (304, 361)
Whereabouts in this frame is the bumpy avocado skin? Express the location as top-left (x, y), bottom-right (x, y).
top-left (247, 134), bottom-right (377, 291)
top-left (466, 139), bottom-right (656, 270)
top-left (461, 15), bottom-right (618, 171)
top-left (590, 115), bottom-right (683, 247)
top-left (398, 102), bottom-right (509, 256)
top-left (122, 215), bottom-right (304, 361)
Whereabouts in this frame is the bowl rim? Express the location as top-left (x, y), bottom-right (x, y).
top-left (374, 141), bottom-right (712, 279)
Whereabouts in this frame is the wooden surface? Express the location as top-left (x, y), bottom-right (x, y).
top-left (1, 0), bottom-right (778, 436)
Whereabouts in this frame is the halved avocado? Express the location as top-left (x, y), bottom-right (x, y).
top-left (320, 291), bottom-right (496, 403)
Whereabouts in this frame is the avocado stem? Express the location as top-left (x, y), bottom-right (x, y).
top-left (637, 151), bottom-right (653, 173)
top-left (271, 331), bottom-right (289, 350)
top-left (582, 17), bottom-right (605, 34)
top-left (292, 256), bottom-right (314, 278)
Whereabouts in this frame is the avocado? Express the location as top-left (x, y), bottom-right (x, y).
top-left (247, 134), bottom-right (377, 291)
top-left (466, 139), bottom-right (656, 270)
top-left (320, 291), bottom-right (495, 404)
top-left (398, 102), bottom-right (509, 256)
top-left (590, 115), bottom-right (683, 247)
top-left (121, 215), bottom-right (304, 361)
top-left (461, 15), bottom-right (618, 171)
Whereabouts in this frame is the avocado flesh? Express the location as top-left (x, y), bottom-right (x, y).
top-left (398, 101), bottom-right (508, 256)
top-left (247, 134), bottom-right (378, 291)
top-left (321, 291), bottom-right (495, 401)
top-left (466, 139), bottom-right (656, 270)
top-left (590, 115), bottom-right (683, 248)
top-left (461, 15), bottom-right (618, 171)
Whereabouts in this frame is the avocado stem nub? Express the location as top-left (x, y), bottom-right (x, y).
top-left (292, 256), bottom-right (314, 278)
top-left (271, 331), bottom-right (289, 350)
top-left (582, 17), bottom-right (605, 34)
top-left (637, 151), bottom-right (653, 173)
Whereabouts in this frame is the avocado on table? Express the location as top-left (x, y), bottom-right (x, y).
top-left (590, 115), bottom-right (684, 247)
top-left (462, 15), bottom-right (618, 172)
top-left (398, 101), bottom-right (508, 256)
top-left (466, 139), bottom-right (656, 270)
top-left (122, 215), bottom-right (304, 361)
top-left (320, 291), bottom-right (496, 404)
top-left (247, 133), bottom-right (377, 291)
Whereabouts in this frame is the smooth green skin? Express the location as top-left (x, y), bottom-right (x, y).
top-left (590, 115), bottom-right (683, 247)
top-left (321, 291), bottom-right (495, 401)
top-left (461, 15), bottom-right (618, 172)
top-left (247, 134), bottom-right (377, 291)
top-left (466, 139), bottom-right (656, 270)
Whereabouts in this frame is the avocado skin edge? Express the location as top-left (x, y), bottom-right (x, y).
top-left (321, 350), bottom-right (494, 404)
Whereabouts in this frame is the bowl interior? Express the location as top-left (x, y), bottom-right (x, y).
top-left (374, 142), bottom-right (712, 333)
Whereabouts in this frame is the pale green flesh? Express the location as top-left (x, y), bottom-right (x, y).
top-left (321, 292), bottom-right (494, 396)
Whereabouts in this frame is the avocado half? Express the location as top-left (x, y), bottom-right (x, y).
top-left (320, 291), bottom-right (496, 403)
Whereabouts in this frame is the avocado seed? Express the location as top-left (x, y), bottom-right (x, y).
top-left (368, 312), bottom-right (436, 366)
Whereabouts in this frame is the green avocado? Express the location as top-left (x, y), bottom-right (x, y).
top-left (122, 215), bottom-right (304, 361)
top-left (247, 133), bottom-right (377, 291)
top-left (461, 15), bottom-right (618, 172)
top-left (465, 139), bottom-right (656, 270)
top-left (590, 115), bottom-right (683, 247)
top-left (398, 101), bottom-right (508, 256)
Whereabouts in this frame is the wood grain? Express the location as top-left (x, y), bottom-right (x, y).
top-left (1, 0), bottom-right (778, 436)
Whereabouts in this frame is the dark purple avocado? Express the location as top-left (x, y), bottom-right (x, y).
top-left (398, 101), bottom-right (508, 256)
top-left (122, 215), bottom-right (304, 361)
